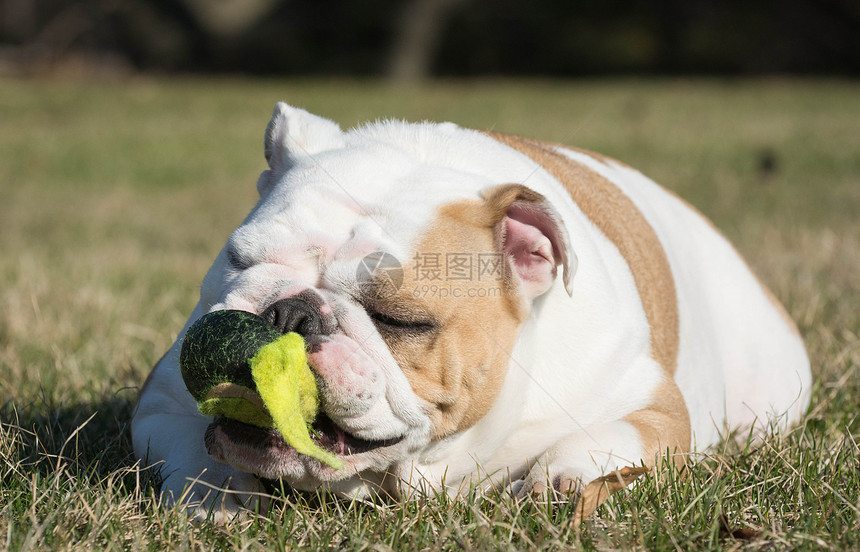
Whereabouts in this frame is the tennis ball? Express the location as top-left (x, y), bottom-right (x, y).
top-left (180, 310), bottom-right (343, 469)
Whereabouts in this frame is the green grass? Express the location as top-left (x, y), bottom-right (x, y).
top-left (1, 77), bottom-right (858, 550)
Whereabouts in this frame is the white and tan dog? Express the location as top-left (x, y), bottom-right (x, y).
top-left (132, 103), bottom-right (811, 519)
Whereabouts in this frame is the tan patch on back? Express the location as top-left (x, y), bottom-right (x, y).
top-left (377, 198), bottom-right (527, 440)
top-left (486, 132), bottom-right (680, 375)
top-left (548, 142), bottom-right (632, 170)
top-left (483, 133), bottom-right (695, 461)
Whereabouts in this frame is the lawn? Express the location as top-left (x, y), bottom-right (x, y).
top-left (0, 77), bottom-right (858, 550)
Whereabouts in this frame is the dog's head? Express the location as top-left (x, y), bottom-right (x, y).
top-left (196, 104), bottom-right (575, 492)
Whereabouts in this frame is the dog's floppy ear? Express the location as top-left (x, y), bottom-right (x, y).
top-left (259, 103), bottom-right (345, 195)
top-left (483, 184), bottom-right (576, 299)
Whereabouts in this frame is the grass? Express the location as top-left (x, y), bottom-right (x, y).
top-left (1, 76), bottom-right (858, 550)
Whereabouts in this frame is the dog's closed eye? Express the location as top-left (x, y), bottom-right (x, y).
top-left (369, 311), bottom-right (437, 334)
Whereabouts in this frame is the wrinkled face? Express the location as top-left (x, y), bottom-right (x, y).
top-left (194, 105), bottom-right (571, 491)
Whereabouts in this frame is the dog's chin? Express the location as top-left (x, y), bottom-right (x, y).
top-left (203, 414), bottom-right (406, 482)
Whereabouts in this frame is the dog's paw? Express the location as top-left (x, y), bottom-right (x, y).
top-left (161, 467), bottom-right (269, 523)
top-left (510, 425), bottom-right (648, 503)
top-left (510, 463), bottom-right (585, 502)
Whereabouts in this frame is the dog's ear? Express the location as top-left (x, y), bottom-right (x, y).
top-left (483, 184), bottom-right (576, 299)
top-left (259, 103), bottom-right (345, 195)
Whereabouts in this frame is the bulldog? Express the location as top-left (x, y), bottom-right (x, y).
top-left (132, 103), bottom-right (812, 520)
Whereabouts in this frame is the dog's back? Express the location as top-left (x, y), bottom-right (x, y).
top-left (560, 148), bottom-right (812, 446)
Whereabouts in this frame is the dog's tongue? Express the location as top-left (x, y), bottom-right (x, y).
top-left (179, 309), bottom-right (343, 469)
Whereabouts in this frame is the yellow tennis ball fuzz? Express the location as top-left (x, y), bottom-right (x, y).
top-left (249, 333), bottom-right (343, 470)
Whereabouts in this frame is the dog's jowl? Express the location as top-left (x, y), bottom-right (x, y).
top-left (132, 103), bottom-right (811, 520)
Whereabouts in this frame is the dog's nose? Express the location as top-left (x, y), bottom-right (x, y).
top-left (261, 297), bottom-right (326, 336)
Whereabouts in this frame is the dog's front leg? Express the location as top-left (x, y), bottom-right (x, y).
top-left (132, 342), bottom-right (267, 522)
top-left (512, 381), bottom-right (690, 507)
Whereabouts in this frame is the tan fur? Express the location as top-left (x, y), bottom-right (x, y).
top-left (485, 131), bottom-right (692, 459)
top-left (376, 191), bottom-right (542, 440)
top-left (624, 378), bottom-right (690, 467)
top-left (552, 142), bottom-right (631, 170)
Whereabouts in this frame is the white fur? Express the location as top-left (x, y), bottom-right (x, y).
top-left (132, 105), bottom-right (811, 519)
top-left (553, 150), bottom-right (812, 445)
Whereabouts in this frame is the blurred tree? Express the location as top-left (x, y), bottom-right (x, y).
top-left (0, 0), bottom-right (134, 76)
top-left (387, 0), bottom-right (467, 81)
top-left (179, 0), bottom-right (284, 38)
top-left (2, 0), bottom-right (37, 41)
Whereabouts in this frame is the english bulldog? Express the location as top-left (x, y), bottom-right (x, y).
top-left (132, 103), bottom-right (812, 520)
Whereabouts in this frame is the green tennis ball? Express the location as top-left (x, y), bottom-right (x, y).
top-left (179, 310), bottom-right (343, 470)
top-left (180, 310), bottom-right (280, 401)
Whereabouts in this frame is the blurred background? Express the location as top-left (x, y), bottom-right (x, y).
top-left (1, 2), bottom-right (860, 548)
top-left (1, 0), bottom-right (859, 79)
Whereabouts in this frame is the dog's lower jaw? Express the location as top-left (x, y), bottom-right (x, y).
top-left (203, 414), bottom-right (434, 491)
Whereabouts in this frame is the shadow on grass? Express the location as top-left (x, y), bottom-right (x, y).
top-left (0, 389), bottom-right (159, 497)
